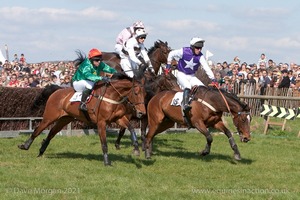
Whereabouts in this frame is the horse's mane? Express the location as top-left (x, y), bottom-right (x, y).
top-left (111, 72), bottom-right (132, 81)
top-left (73, 50), bottom-right (86, 67)
top-left (203, 86), bottom-right (249, 110)
top-left (148, 40), bottom-right (167, 55)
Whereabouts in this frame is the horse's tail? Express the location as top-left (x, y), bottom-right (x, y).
top-left (31, 84), bottom-right (62, 110)
top-left (73, 49), bottom-right (86, 67)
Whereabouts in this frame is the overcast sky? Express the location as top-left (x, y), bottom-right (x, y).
top-left (1, 0), bottom-right (300, 65)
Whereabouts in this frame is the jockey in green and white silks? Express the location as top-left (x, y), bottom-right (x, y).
top-left (72, 48), bottom-right (117, 111)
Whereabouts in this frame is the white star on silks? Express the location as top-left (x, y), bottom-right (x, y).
top-left (184, 58), bottom-right (197, 70)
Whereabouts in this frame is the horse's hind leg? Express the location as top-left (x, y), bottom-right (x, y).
top-left (214, 121), bottom-right (241, 160)
top-left (115, 127), bottom-right (126, 150)
top-left (38, 117), bottom-right (74, 157)
top-left (18, 118), bottom-right (55, 150)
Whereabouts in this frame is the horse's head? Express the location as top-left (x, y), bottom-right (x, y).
top-left (130, 77), bottom-right (146, 118)
top-left (232, 104), bottom-right (251, 143)
top-left (148, 40), bottom-right (172, 74)
top-left (101, 72), bottom-right (146, 118)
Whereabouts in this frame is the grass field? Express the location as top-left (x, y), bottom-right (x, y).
top-left (0, 117), bottom-right (299, 200)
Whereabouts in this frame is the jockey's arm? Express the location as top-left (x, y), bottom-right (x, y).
top-left (140, 46), bottom-right (150, 63)
top-left (128, 49), bottom-right (141, 65)
top-left (167, 48), bottom-right (183, 65)
top-left (200, 56), bottom-right (215, 80)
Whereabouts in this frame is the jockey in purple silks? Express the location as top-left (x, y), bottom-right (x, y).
top-left (166, 37), bottom-right (217, 113)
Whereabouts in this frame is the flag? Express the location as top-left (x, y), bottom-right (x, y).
top-left (205, 50), bottom-right (213, 60)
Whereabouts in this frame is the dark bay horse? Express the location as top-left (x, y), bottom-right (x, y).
top-left (114, 69), bottom-right (181, 150)
top-left (144, 86), bottom-right (251, 161)
top-left (18, 73), bottom-right (146, 166)
top-left (102, 40), bottom-right (171, 75)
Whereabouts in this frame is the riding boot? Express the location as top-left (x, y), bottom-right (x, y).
top-left (79, 88), bottom-right (92, 112)
top-left (182, 88), bottom-right (191, 112)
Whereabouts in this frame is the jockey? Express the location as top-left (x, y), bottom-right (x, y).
top-left (166, 37), bottom-right (216, 113)
top-left (72, 48), bottom-right (117, 111)
top-left (120, 29), bottom-right (153, 78)
top-left (114, 21), bottom-right (145, 56)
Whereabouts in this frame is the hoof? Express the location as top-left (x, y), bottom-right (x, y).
top-left (103, 154), bottom-right (111, 166)
top-left (115, 144), bottom-right (121, 150)
top-left (234, 154), bottom-right (241, 161)
top-left (104, 161), bottom-right (112, 166)
top-left (200, 150), bottom-right (209, 156)
top-left (18, 144), bottom-right (28, 150)
top-left (132, 149), bottom-right (140, 157)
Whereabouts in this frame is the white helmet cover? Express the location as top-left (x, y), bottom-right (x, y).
top-left (190, 37), bottom-right (205, 47)
top-left (135, 29), bottom-right (148, 38)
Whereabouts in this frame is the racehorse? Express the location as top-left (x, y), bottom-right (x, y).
top-left (144, 86), bottom-right (251, 161)
top-left (101, 40), bottom-right (171, 75)
top-left (114, 69), bottom-right (181, 150)
top-left (18, 72), bottom-right (147, 166)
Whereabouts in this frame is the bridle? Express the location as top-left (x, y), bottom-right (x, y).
top-left (211, 85), bottom-right (251, 131)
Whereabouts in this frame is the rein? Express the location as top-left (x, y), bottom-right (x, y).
top-left (213, 85), bottom-right (233, 116)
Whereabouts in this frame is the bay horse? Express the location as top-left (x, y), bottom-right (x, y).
top-left (18, 72), bottom-right (147, 166)
top-left (144, 86), bottom-right (251, 161)
top-left (101, 40), bottom-right (171, 75)
top-left (114, 69), bottom-right (181, 150)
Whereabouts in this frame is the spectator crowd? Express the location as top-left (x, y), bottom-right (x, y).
top-left (0, 53), bottom-right (300, 94)
top-left (0, 53), bottom-right (73, 88)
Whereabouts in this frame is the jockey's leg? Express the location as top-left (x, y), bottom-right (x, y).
top-left (79, 88), bottom-right (92, 111)
top-left (120, 58), bottom-right (134, 78)
top-left (182, 88), bottom-right (191, 112)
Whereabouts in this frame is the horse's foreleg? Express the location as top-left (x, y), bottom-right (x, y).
top-left (97, 121), bottom-right (111, 166)
top-left (194, 121), bottom-right (213, 156)
top-left (214, 121), bottom-right (241, 160)
top-left (116, 117), bottom-right (140, 156)
top-left (38, 117), bottom-right (74, 157)
top-left (127, 124), bottom-right (140, 156)
top-left (140, 117), bottom-right (148, 151)
top-left (18, 119), bottom-right (53, 150)
top-left (115, 128), bottom-right (126, 150)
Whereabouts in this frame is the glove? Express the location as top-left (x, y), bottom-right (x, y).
top-left (166, 64), bottom-right (171, 70)
top-left (102, 76), bottom-right (111, 84)
top-left (148, 64), bottom-right (155, 73)
top-left (211, 79), bottom-right (219, 88)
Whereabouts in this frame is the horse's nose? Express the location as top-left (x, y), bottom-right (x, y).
top-left (136, 111), bottom-right (145, 119)
top-left (242, 137), bottom-right (250, 143)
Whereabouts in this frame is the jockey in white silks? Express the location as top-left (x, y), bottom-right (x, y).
top-left (120, 29), bottom-right (153, 78)
top-left (114, 21), bottom-right (145, 57)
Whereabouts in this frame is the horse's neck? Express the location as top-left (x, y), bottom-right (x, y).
top-left (196, 89), bottom-right (241, 114)
top-left (99, 80), bottom-right (132, 100)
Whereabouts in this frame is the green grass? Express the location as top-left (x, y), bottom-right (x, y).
top-left (0, 117), bottom-right (299, 200)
